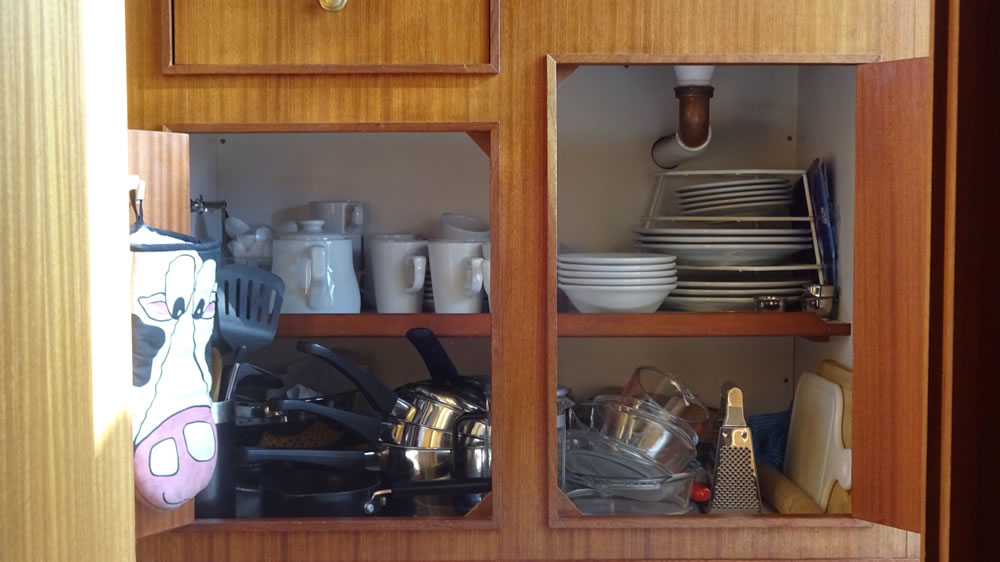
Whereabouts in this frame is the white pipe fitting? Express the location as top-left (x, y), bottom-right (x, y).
top-left (674, 65), bottom-right (715, 86)
top-left (651, 128), bottom-right (713, 169)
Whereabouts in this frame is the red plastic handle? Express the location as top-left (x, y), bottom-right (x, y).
top-left (691, 483), bottom-right (712, 502)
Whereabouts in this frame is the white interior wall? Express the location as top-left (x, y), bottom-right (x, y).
top-left (555, 65), bottom-right (804, 414)
top-left (189, 65), bottom-right (855, 416)
top-left (793, 66), bottom-right (856, 375)
top-left (190, 132), bottom-right (490, 240)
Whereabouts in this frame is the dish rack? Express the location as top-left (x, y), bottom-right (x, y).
top-left (641, 169), bottom-right (834, 314)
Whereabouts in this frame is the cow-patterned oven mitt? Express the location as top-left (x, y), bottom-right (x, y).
top-left (130, 214), bottom-right (221, 511)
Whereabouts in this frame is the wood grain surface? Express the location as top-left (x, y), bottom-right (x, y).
top-left (558, 312), bottom-right (851, 338)
top-left (926, 0), bottom-right (1000, 560)
top-left (1, 1), bottom-right (135, 560)
top-left (168, 0), bottom-right (496, 73)
top-left (854, 58), bottom-right (932, 534)
top-left (277, 313), bottom-right (491, 338)
top-left (128, 130), bottom-right (190, 233)
top-left (127, 0), bottom-right (935, 559)
top-left (128, 130), bottom-right (197, 539)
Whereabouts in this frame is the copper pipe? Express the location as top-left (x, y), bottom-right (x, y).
top-left (675, 86), bottom-right (714, 148)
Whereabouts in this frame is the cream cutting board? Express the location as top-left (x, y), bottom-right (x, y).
top-left (784, 371), bottom-right (852, 511)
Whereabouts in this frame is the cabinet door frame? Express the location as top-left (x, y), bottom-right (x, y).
top-left (159, 0), bottom-right (501, 75)
top-left (544, 54), bottom-right (932, 537)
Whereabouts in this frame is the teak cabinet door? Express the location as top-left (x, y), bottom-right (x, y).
top-left (128, 129), bottom-right (196, 538)
top-left (165, 0), bottom-right (498, 74)
top-left (853, 57), bottom-right (932, 533)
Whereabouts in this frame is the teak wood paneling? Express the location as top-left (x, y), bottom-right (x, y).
top-left (128, 130), bottom-right (197, 538)
top-left (166, 0), bottom-right (498, 74)
top-left (2, 0), bottom-right (136, 560)
top-left (278, 313), bottom-right (491, 338)
top-left (927, 0), bottom-right (1000, 559)
top-left (128, 130), bottom-right (191, 234)
top-left (854, 58), bottom-right (932, 534)
top-left (127, 0), bottom-right (934, 560)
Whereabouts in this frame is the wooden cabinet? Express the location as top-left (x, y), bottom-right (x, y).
top-left (121, 1), bottom-right (935, 560)
top-left (164, 0), bottom-right (499, 73)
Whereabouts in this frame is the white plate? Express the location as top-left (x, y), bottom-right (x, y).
top-left (670, 287), bottom-right (803, 296)
top-left (635, 235), bottom-right (812, 244)
top-left (677, 183), bottom-right (792, 198)
top-left (660, 296), bottom-right (760, 312)
top-left (682, 194), bottom-right (794, 211)
top-left (634, 227), bottom-right (811, 237)
top-left (677, 280), bottom-right (808, 289)
top-left (559, 269), bottom-right (678, 279)
top-left (682, 201), bottom-right (795, 217)
top-left (557, 262), bottom-right (678, 273)
top-left (679, 188), bottom-right (794, 206)
top-left (558, 276), bottom-right (678, 287)
top-left (674, 177), bottom-right (790, 193)
top-left (557, 253), bottom-right (677, 266)
top-left (635, 243), bottom-right (812, 266)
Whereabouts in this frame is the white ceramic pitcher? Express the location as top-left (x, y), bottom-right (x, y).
top-left (272, 220), bottom-right (360, 314)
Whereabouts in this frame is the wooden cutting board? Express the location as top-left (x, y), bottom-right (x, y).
top-left (784, 371), bottom-right (852, 511)
top-left (817, 360), bottom-right (853, 513)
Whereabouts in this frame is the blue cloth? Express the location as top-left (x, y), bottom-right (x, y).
top-left (749, 407), bottom-right (792, 471)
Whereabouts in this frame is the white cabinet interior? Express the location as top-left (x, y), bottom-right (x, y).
top-left (555, 64), bottom-right (855, 417)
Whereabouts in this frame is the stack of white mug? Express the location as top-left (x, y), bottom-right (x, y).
top-left (371, 213), bottom-right (492, 314)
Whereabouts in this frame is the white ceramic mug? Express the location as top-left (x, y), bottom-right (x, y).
top-left (438, 213), bottom-right (489, 241)
top-left (371, 238), bottom-right (428, 313)
top-left (429, 240), bottom-right (484, 313)
top-left (362, 233), bottom-right (416, 307)
top-left (482, 241), bottom-right (492, 302)
top-left (309, 201), bottom-right (366, 234)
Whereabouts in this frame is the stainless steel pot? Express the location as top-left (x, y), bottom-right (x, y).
top-left (384, 418), bottom-right (485, 449)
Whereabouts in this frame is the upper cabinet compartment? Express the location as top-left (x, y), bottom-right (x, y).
top-left (164, 0), bottom-right (499, 74)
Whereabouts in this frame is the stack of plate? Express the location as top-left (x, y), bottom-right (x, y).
top-left (557, 253), bottom-right (677, 313)
top-left (664, 279), bottom-right (808, 312)
top-left (670, 178), bottom-right (796, 217)
top-left (633, 226), bottom-right (813, 267)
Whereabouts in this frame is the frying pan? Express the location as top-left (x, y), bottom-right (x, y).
top-left (256, 466), bottom-right (491, 517)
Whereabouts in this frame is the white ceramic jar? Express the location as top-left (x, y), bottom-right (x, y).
top-left (271, 220), bottom-right (361, 314)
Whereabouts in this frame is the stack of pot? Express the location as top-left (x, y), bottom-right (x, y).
top-left (563, 366), bottom-right (708, 515)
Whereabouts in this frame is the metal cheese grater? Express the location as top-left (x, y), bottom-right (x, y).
top-left (709, 382), bottom-right (762, 513)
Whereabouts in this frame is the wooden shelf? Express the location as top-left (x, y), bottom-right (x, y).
top-left (557, 312), bottom-right (851, 339)
top-left (277, 313), bottom-right (490, 338)
top-left (182, 517), bottom-right (496, 533)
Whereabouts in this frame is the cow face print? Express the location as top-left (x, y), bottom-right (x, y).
top-left (133, 406), bottom-right (217, 509)
top-left (130, 248), bottom-right (219, 511)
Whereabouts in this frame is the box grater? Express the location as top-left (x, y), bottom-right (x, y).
top-left (709, 382), bottom-right (762, 513)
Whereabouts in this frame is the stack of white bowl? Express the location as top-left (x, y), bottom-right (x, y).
top-left (557, 253), bottom-right (678, 313)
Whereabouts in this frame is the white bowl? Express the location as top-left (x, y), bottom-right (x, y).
top-left (558, 268), bottom-right (677, 279)
top-left (558, 284), bottom-right (676, 313)
top-left (558, 276), bottom-right (678, 287)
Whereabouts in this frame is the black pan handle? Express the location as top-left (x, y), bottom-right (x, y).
top-left (239, 447), bottom-right (379, 472)
top-left (296, 341), bottom-right (400, 416)
top-left (387, 478), bottom-right (492, 497)
top-left (406, 328), bottom-right (463, 386)
top-left (273, 399), bottom-right (382, 445)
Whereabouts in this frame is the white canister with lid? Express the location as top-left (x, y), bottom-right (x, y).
top-left (271, 220), bottom-right (361, 314)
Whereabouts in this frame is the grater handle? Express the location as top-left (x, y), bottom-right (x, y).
top-left (720, 381), bottom-right (747, 427)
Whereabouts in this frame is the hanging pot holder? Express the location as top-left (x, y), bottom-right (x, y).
top-left (129, 196), bottom-right (221, 510)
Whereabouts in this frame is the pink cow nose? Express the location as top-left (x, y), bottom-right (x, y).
top-left (134, 405), bottom-right (217, 510)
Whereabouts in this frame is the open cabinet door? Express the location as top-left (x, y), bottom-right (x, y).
top-left (853, 58), bottom-right (933, 533)
top-left (128, 130), bottom-right (195, 538)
